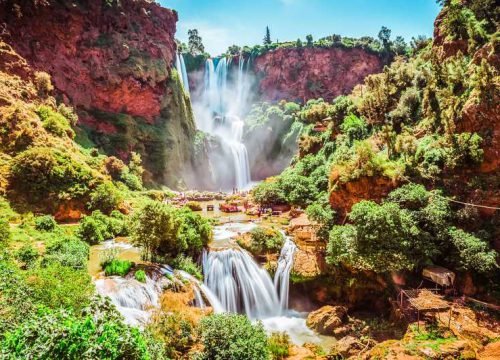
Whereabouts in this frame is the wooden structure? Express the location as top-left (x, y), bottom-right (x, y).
top-left (398, 289), bottom-right (452, 329)
top-left (422, 266), bottom-right (455, 288)
top-left (206, 205), bottom-right (214, 211)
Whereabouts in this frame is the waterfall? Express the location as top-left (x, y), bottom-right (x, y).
top-left (202, 248), bottom-right (280, 319)
top-left (202, 232), bottom-right (297, 319)
top-left (175, 53), bottom-right (190, 96)
top-left (196, 56), bottom-right (252, 190)
top-left (274, 237), bottom-right (297, 309)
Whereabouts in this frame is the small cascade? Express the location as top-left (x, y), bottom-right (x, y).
top-left (202, 248), bottom-right (280, 319)
top-left (274, 237), bottom-right (298, 309)
top-left (175, 53), bottom-right (190, 95)
top-left (177, 270), bottom-right (224, 313)
top-left (94, 266), bottom-right (171, 326)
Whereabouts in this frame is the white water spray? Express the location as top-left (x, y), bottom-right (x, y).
top-left (274, 237), bottom-right (298, 310)
top-left (176, 53), bottom-right (190, 95)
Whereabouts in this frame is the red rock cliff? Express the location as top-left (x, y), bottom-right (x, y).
top-left (253, 47), bottom-right (384, 103)
top-left (0, 0), bottom-right (198, 186)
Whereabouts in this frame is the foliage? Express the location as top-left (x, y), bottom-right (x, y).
top-left (188, 29), bottom-right (205, 55)
top-left (198, 313), bottom-right (269, 360)
top-left (340, 114), bottom-right (368, 143)
top-left (43, 236), bottom-right (90, 270)
top-left (172, 254), bottom-right (203, 280)
top-left (448, 227), bottom-right (497, 273)
top-left (134, 270), bottom-right (146, 283)
top-left (104, 259), bottom-right (134, 277)
top-left (0, 218), bottom-right (11, 243)
top-left (185, 201), bottom-right (202, 211)
top-left (247, 226), bottom-right (285, 255)
top-left (252, 179), bottom-right (287, 205)
top-left (33, 71), bottom-right (53, 98)
top-left (76, 210), bottom-right (127, 245)
top-left (263, 26), bottom-right (272, 45)
top-left (268, 332), bottom-right (291, 360)
top-left (1, 297), bottom-right (164, 360)
top-left (25, 262), bottom-right (93, 311)
top-left (148, 311), bottom-right (195, 359)
top-left (305, 194), bottom-right (336, 241)
top-left (131, 201), bottom-right (211, 261)
top-left (87, 181), bottom-right (123, 215)
top-left (15, 244), bottom-right (39, 268)
top-left (10, 147), bottom-right (94, 204)
top-left (34, 215), bottom-right (57, 231)
top-left (37, 105), bottom-right (75, 138)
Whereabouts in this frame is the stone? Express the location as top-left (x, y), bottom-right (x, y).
top-left (306, 305), bottom-right (348, 335)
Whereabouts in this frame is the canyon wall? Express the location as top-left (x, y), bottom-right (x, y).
top-left (253, 47), bottom-right (385, 103)
top-left (0, 0), bottom-right (197, 186)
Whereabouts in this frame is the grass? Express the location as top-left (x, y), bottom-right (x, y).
top-left (104, 259), bottom-right (134, 277)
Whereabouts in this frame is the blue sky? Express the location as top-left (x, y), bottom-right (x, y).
top-left (160, 0), bottom-right (441, 56)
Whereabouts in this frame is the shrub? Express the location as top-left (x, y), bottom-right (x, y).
top-left (247, 227), bottom-right (285, 255)
top-left (134, 270), bottom-right (147, 283)
top-left (43, 237), bottom-right (90, 270)
top-left (268, 332), bottom-right (291, 359)
top-left (15, 244), bottom-right (39, 268)
top-left (448, 227), bottom-right (497, 273)
top-left (76, 213), bottom-right (109, 245)
top-left (57, 103), bottom-right (78, 127)
top-left (26, 262), bottom-right (93, 311)
top-left (121, 171), bottom-right (143, 191)
top-left (34, 215), bottom-right (57, 232)
top-left (198, 313), bottom-right (269, 360)
top-left (34, 71), bottom-right (54, 98)
top-left (172, 254), bottom-right (203, 280)
top-left (104, 259), bottom-right (134, 277)
top-left (185, 201), bottom-right (202, 211)
top-left (0, 218), bottom-right (10, 243)
top-left (148, 311), bottom-right (195, 359)
top-left (1, 297), bottom-right (164, 360)
top-left (104, 156), bottom-right (125, 179)
top-left (252, 179), bottom-right (287, 205)
top-left (177, 208), bottom-right (212, 258)
top-left (10, 147), bottom-right (94, 203)
top-left (340, 114), bottom-right (368, 143)
top-left (87, 181), bottom-right (123, 215)
top-left (37, 105), bottom-right (74, 138)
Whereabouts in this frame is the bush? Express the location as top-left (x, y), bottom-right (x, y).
top-left (43, 237), bottom-right (90, 270)
top-left (34, 215), bottom-right (57, 232)
top-left (33, 71), bottom-right (54, 98)
top-left (247, 227), bottom-right (285, 255)
top-left (15, 244), bottom-right (39, 268)
top-left (172, 254), bottom-right (203, 280)
top-left (340, 114), bottom-right (368, 143)
top-left (37, 105), bottom-right (74, 138)
top-left (148, 311), bottom-right (195, 359)
top-left (121, 171), bottom-right (143, 191)
top-left (134, 270), bottom-right (147, 283)
top-left (76, 210), bottom-right (128, 245)
top-left (26, 262), bottom-right (93, 311)
top-left (104, 259), bottom-right (134, 277)
top-left (252, 179), bottom-right (287, 205)
top-left (1, 297), bottom-right (164, 360)
top-left (198, 313), bottom-right (269, 360)
top-left (10, 147), bottom-right (94, 203)
top-left (185, 201), bottom-right (202, 211)
top-left (104, 156), bottom-right (126, 179)
top-left (268, 332), bottom-right (291, 359)
top-left (0, 218), bottom-right (11, 243)
top-left (87, 181), bottom-right (123, 215)
top-left (76, 212), bottom-right (109, 245)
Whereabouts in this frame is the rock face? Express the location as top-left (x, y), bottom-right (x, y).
top-left (253, 47), bottom-right (384, 103)
top-left (306, 305), bottom-right (348, 335)
top-left (0, 0), bottom-right (197, 186)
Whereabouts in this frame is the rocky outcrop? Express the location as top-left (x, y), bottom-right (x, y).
top-left (329, 176), bottom-right (398, 220)
top-left (253, 47), bottom-right (384, 103)
top-left (0, 0), bottom-right (197, 186)
top-left (306, 305), bottom-right (348, 335)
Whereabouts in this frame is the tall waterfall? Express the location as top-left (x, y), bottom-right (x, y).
top-left (175, 53), bottom-right (190, 95)
top-left (197, 55), bottom-right (252, 189)
top-left (202, 234), bottom-right (296, 319)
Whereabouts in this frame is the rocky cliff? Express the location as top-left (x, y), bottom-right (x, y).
top-left (0, 0), bottom-right (196, 186)
top-left (253, 47), bottom-right (384, 103)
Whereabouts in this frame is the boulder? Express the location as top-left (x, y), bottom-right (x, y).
top-left (306, 305), bottom-right (348, 335)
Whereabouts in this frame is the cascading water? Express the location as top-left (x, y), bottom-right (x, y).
top-left (274, 237), bottom-right (298, 310)
top-left (202, 229), bottom-right (297, 319)
top-left (175, 53), bottom-right (190, 95)
top-left (196, 55), bottom-right (252, 189)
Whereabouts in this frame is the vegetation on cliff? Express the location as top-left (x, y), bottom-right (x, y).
top-left (253, 0), bottom-right (499, 289)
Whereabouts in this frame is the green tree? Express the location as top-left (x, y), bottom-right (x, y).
top-left (295, 38), bottom-right (303, 47)
top-left (263, 26), bottom-right (272, 45)
top-left (87, 182), bottom-right (123, 215)
top-left (188, 29), bottom-right (205, 55)
top-left (378, 26), bottom-right (392, 50)
top-left (393, 36), bottom-right (407, 55)
top-left (306, 34), bottom-right (314, 47)
top-left (198, 313), bottom-right (269, 360)
top-left (130, 201), bottom-right (184, 261)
